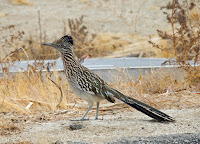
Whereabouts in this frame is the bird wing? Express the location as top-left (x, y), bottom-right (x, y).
top-left (75, 65), bottom-right (174, 121)
top-left (76, 67), bottom-right (115, 103)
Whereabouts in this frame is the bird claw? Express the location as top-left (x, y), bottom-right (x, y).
top-left (95, 117), bottom-right (103, 120)
top-left (70, 118), bottom-right (89, 121)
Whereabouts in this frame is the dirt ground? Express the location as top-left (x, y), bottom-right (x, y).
top-left (0, 0), bottom-right (170, 35)
top-left (1, 109), bottom-right (200, 143)
top-left (0, 0), bottom-right (171, 58)
top-left (1, 0), bottom-right (200, 143)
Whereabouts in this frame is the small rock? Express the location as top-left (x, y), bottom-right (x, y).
top-left (55, 140), bottom-right (64, 144)
top-left (69, 123), bottom-right (83, 131)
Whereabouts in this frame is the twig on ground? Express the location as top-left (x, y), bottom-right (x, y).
top-left (46, 76), bottom-right (63, 109)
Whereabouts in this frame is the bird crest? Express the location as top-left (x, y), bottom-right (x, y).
top-left (52, 35), bottom-right (73, 46)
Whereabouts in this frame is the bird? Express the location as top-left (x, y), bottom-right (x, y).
top-left (43, 35), bottom-right (175, 122)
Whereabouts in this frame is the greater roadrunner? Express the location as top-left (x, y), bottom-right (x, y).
top-left (43, 35), bottom-right (175, 122)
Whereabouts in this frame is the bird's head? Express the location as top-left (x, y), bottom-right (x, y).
top-left (43, 35), bottom-right (73, 53)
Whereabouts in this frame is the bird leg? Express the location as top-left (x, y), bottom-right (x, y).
top-left (71, 105), bottom-right (93, 121)
top-left (95, 102), bottom-right (100, 120)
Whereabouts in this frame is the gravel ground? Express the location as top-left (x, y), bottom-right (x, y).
top-left (1, 109), bottom-right (199, 143)
top-left (113, 133), bottom-right (200, 144)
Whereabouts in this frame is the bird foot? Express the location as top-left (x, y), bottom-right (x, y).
top-left (70, 118), bottom-right (89, 121)
top-left (95, 117), bottom-right (103, 120)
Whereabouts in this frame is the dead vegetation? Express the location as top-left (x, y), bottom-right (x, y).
top-left (149, 0), bottom-right (200, 83)
top-left (0, 0), bottom-right (200, 136)
top-left (68, 16), bottom-right (97, 59)
top-left (2, 15), bottom-right (133, 61)
top-left (67, 16), bottom-right (133, 59)
top-left (0, 25), bottom-right (24, 62)
top-left (1, 0), bottom-right (149, 61)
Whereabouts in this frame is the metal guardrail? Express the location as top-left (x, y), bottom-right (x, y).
top-left (0, 58), bottom-right (192, 82)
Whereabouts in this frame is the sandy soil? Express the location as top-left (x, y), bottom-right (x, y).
top-left (1, 109), bottom-right (200, 143)
top-left (0, 0), bottom-right (171, 58)
top-left (1, 0), bottom-right (200, 143)
top-left (0, 0), bottom-right (170, 35)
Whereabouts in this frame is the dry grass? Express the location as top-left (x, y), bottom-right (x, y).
top-left (0, 67), bottom-right (199, 129)
top-left (1, 0), bottom-right (148, 61)
top-left (1, 0), bottom-right (200, 136)
top-left (67, 16), bottom-right (134, 59)
top-left (4, 16), bottom-right (135, 61)
top-left (1, 66), bottom-right (198, 114)
top-left (11, 11), bottom-right (60, 60)
top-left (0, 67), bottom-right (68, 113)
top-left (0, 61), bottom-right (200, 135)
top-left (149, 0), bottom-right (200, 82)
top-left (112, 68), bottom-right (199, 108)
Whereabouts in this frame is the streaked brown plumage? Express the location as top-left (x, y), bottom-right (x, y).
top-left (43, 35), bottom-right (175, 122)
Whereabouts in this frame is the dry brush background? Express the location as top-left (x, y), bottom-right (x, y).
top-left (0, 0), bottom-right (200, 139)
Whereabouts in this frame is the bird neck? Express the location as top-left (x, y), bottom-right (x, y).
top-left (61, 48), bottom-right (78, 68)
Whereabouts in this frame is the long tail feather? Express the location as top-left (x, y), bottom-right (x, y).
top-left (110, 88), bottom-right (175, 122)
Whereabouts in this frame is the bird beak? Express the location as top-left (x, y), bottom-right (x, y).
top-left (42, 43), bottom-right (55, 47)
top-left (42, 43), bottom-right (62, 52)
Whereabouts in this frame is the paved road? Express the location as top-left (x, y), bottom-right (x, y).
top-left (112, 133), bottom-right (200, 144)
top-left (66, 133), bottom-right (200, 144)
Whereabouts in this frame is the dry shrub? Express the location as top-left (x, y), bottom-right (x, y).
top-left (112, 68), bottom-right (187, 95)
top-left (0, 25), bottom-right (24, 61)
top-left (0, 22), bottom-right (131, 115)
top-left (68, 16), bottom-right (97, 59)
top-left (110, 68), bottom-right (200, 110)
top-left (0, 1), bottom-right (199, 120)
top-left (0, 53), bottom-right (199, 118)
top-left (0, 63), bottom-right (71, 113)
top-left (1, 15), bottom-right (136, 61)
top-left (19, 34), bottom-right (60, 60)
top-left (93, 33), bottom-right (131, 55)
top-left (68, 16), bottom-right (132, 59)
top-left (13, 33), bottom-right (60, 60)
top-left (67, 16), bottom-right (111, 59)
top-left (5, 11), bottom-right (61, 61)
top-left (9, 15), bottom-right (131, 61)
top-left (134, 68), bottom-right (187, 94)
top-left (149, 0), bottom-right (200, 84)
top-left (188, 4), bottom-right (200, 23)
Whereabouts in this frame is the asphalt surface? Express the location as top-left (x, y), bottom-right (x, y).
top-left (61, 133), bottom-right (200, 144)
top-left (113, 133), bottom-right (200, 144)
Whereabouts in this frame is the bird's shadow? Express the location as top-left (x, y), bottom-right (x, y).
top-left (139, 119), bottom-right (175, 124)
top-left (70, 117), bottom-right (104, 122)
